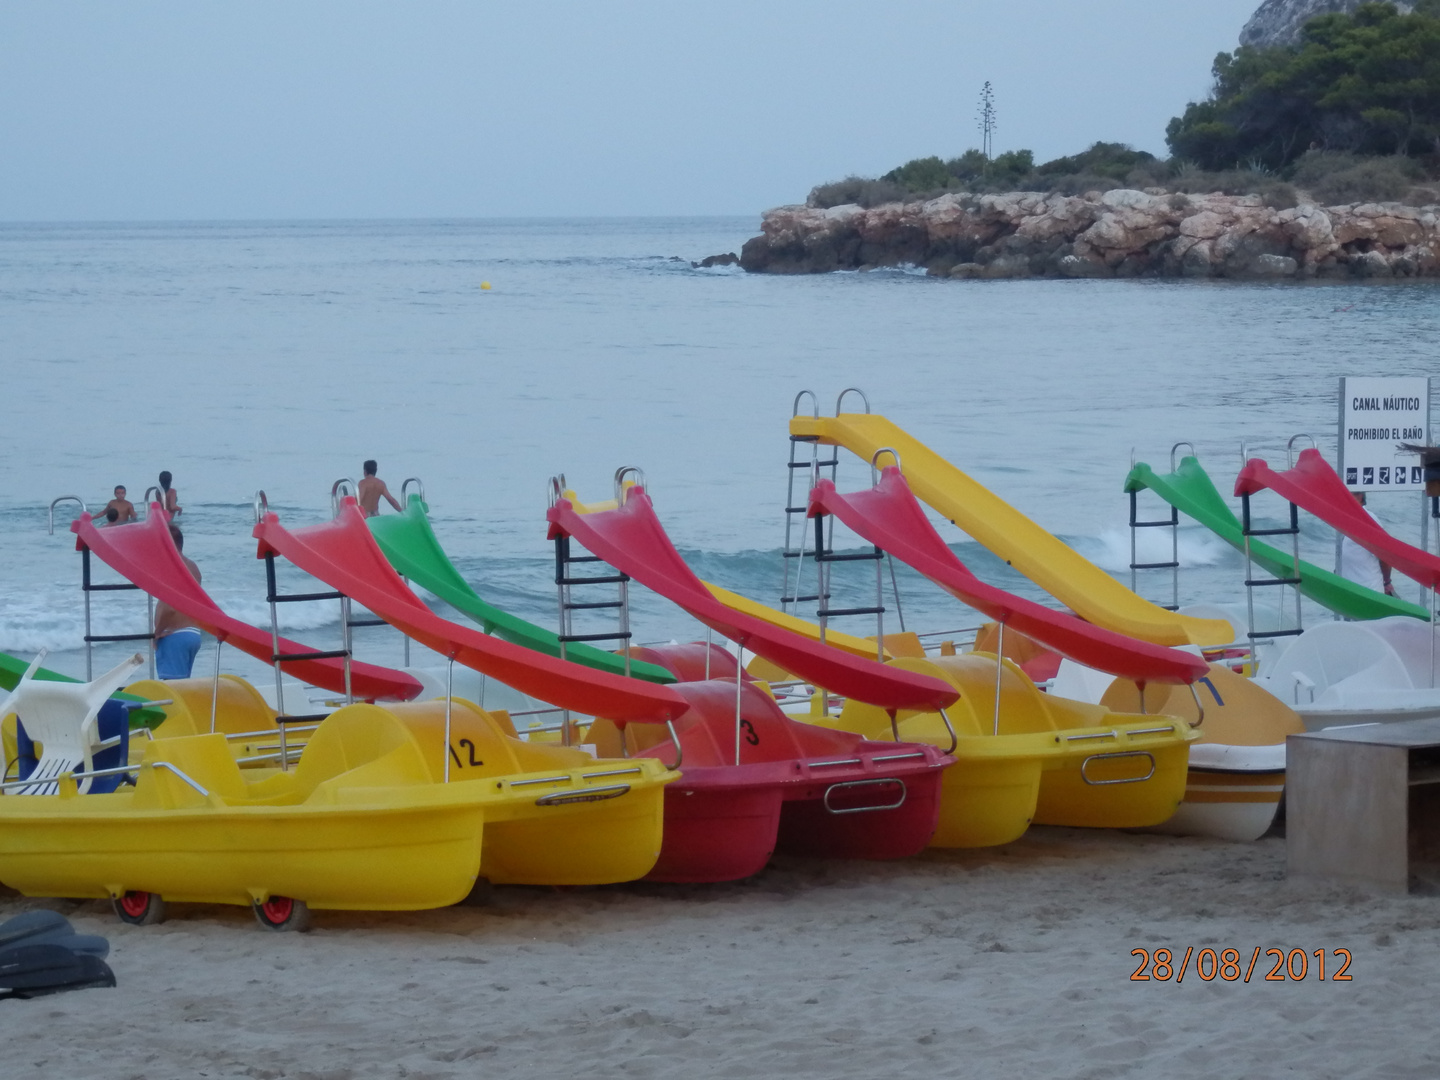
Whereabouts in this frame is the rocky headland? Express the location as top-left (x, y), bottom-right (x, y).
top-left (1241, 0), bottom-right (1413, 47)
top-left (735, 189), bottom-right (1440, 280)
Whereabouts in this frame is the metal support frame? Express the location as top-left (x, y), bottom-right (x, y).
top-left (209, 637), bottom-right (223, 734)
top-left (734, 644), bottom-right (745, 766)
top-left (992, 621), bottom-right (1005, 737)
top-left (444, 657), bottom-right (454, 783)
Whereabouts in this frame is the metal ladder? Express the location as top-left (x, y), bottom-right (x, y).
top-left (51, 495), bottom-right (157, 681)
top-left (1127, 442), bottom-right (1187, 612)
top-left (548, 470), bottom-right (636, 742)
top-left (253, 487), bottom-right (363, 768)
top-left (1237, 441), bottom-right (1306, 650)
top-left (781, 390), bottom-right (840, 614)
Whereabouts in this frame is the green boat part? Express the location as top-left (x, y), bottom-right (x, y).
top-left (1124, 456), bottom-right (1429, 623)
top-left (368, 496), bottom-right (676, 685)
top-left (0, 652), bottom-right (165, 728)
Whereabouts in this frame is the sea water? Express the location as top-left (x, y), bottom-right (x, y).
top-left (3, 217), bottom-right (1439, 684)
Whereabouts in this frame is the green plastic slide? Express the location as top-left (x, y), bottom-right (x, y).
top-left (1124, 456), bottom-right (1429, 622)
top-left (367, 496), bottom-right (675, 685)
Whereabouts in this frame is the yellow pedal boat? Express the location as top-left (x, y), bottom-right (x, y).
top-left (811, 653), bottom-right (1198, 847)
top-left (0, 694), bottom-right (675, 927)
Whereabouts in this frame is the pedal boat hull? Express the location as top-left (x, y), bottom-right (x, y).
top-left (591, 680), bottom-right (951, 883)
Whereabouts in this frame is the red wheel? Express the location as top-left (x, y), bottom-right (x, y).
top-left (112, 890), bottom-right (167, 926)
top-left (252, 896), bottom-right (311, 932)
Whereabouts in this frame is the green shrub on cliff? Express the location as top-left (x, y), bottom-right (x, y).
top-left (1167, 2), bottom-right (1440, 171)
top-left (1037, 142), bottom-right (1157, 180)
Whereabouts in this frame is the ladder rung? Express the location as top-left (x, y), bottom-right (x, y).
top-left (784, 507), bottom-right (809, 514)
top-left (347, 618), bottom-right (387, 628)
top-left (273, 649), bottom-right (349, 662)
top-left (276, 713), bottom-right (330, 724)
top-left (1131, 520), bottom-right (1177, 529)
top-left (816, 551), bottom-right (883, 563)
top-left (1244, 578), bottom-right (1302, 587)
top-left (559, 632), bottom-right (632, 643)
top-left (1130, 561), bottom-right (1180, 570)
top-left (269, 590), bottom-right (345, 603)
top-left (781, 594), bottom-right (821, 603)
top-left (781, 551), bottom-right (812, 559)
top-left (818, 606), bottom-right (884, 617)
top-left (557, 575), bottom-right (628, 586)
top-left (83, 582), bottom-right (142, 593)
top-left (84, 632), bottom-right (153, 643)
top-left (563, 600), bottom-right (624, 610)
top-left (787, 459), bottom-right (839, 468)
top-left (565, 555), bottom-right (606, 564)
top-left (1245, 527), bottom-right (1300, 538)
top-left (1248, 629), bottom-right (1305, 639)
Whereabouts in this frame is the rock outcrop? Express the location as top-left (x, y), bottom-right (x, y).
top-left (1239, 0), bottom-right (1412, 48)
top-left (736, 190), bottom-right (1440, 280)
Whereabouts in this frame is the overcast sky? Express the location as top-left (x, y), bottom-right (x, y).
top-left (0, 1), bottom-right (1263, 220)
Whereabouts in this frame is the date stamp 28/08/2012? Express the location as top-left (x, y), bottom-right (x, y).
top-left (1131, 947), bottom-right (1352, 983)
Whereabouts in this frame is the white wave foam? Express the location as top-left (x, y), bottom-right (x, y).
top-left (0, 589), bottom-right (343, 656)
top-left (1077, 527), bottom-right (1231, 574)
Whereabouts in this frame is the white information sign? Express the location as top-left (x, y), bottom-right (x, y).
top-left (1338, 376), bottom-right (1430, 491)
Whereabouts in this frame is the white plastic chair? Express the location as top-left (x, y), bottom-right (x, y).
top-left (2, 651), bottom-right (145, 795)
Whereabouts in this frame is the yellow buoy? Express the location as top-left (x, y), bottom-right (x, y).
top-left (480, 281), bottom-right (491, 290)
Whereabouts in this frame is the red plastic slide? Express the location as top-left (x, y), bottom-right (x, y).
top-left (253, 498), bottom-right (689, 724)
top-left (808, 469), bottom-right (1208, 685)
top-left (72, 508), bottom-right (422, 701)
top-left (546, 488), bottom-right (958, 712)
top-left (1236, 449), bottom-right (1440, 591)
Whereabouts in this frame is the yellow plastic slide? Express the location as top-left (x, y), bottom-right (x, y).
top-left (790, 413), bottom-right (1232, 648)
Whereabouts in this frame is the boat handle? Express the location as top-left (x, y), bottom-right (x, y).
top-left (535, 783), bottom-right (631, 806)
top-left (823, 778), bottom-right (906, 815)
top-left (1080, 751), bottom-right (1156, 786)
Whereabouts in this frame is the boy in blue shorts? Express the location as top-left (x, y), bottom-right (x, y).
top-left (154, 524), bottom-right (204, 679)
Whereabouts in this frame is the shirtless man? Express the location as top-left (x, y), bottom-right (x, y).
top-left (103, 486), bottom-right (137, 524)
top-left (154, 525), bottom-right (204, 679)
top-left (357, 459), bottom-right (402, 517)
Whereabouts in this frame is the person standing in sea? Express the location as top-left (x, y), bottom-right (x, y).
top-left (357, 460), bottom-right (402, 517)
top-left (154, 525), bottom-right (203, 679)
top-left (158, 470), bottom-right (182, 516)
top-left (103, 485), bottom-right (137, 523)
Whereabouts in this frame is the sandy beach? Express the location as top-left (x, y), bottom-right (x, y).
top-left (2, 826), bottom-right (1435, 1079)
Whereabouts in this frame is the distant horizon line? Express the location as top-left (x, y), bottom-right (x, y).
top-left (0, 213), bottom-right (762, 227)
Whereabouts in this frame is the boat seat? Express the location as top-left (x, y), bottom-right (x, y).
top-left (627, 642), bottom-right (747, 682)
top-left (290, 704), bottom-right (433, 799)
top-left (126, 675), bottom-right (279, 738)
top-left (130, 733), bottom-right (247, 808)
top-left (0, 652), bottom-right (144, 795)
top-left (662, 680), bottom-right (857, 766)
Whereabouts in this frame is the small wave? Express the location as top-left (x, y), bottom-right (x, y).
top-left (1078, 527), bottom-right (1232, 573)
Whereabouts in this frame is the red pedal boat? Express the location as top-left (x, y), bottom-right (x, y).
top-left (592, 679), bottom-right (950, 883)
